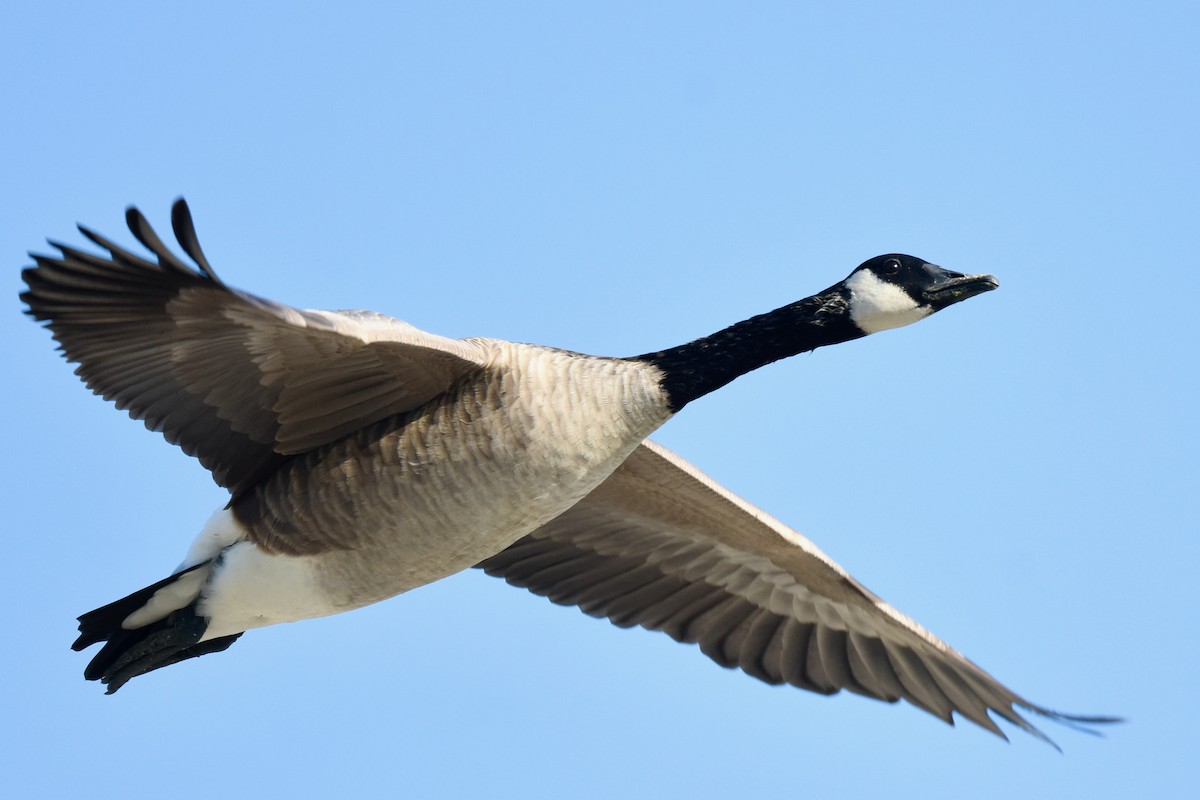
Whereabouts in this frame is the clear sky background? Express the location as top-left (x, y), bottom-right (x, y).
top-left (3, 2), bottom-right (1196, 798)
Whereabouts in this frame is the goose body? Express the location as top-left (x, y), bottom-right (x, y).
top-left (22, 200), bottom-right (1111, 743)
top-left (201, 343), bottom-right (671, 639)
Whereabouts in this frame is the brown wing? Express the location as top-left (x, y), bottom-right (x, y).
top-left (481, 439), bottom-right (1113, 744)
top-left (21, 199), bottom-right (488, 496)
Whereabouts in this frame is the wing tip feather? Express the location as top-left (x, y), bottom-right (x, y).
top-left (169, 197), bottom-right (222, 283)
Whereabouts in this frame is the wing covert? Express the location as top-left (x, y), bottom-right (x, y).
top-left (481, 439), bottom-right (1112, 744)
top-left (21, 199), bottom-right (488, 495)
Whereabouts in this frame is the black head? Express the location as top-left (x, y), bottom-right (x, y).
top-left (843, 254), bottom-right (999, 334)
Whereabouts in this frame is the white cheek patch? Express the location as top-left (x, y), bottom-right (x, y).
top-left (845, 269), bottom-right (933, 334)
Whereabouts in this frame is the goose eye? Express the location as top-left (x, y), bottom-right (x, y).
top-left (883, 258), bottom-right (902, 275)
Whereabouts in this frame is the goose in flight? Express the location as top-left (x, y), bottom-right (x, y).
top-left (22, 200), bottom-right (1111, 745)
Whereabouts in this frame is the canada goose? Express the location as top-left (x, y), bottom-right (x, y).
top-left (22, 200), bottom-right (1112, 745)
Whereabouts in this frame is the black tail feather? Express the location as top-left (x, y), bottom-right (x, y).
top-left (74, 565), bottom-right (242, 692)
top-left (73, 564), bottom-right (206, 652)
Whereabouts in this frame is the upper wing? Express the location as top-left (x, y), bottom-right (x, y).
top-left (21, 200), bottom-right (489, 495)
top-left (480, 439), bottom-right (1111, 744)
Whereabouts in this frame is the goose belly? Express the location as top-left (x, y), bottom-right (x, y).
top-left (201, 347), bottom-right (669, 639)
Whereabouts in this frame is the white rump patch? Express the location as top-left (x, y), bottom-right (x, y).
top-left (121, 507), bottom-right (247, 630)
top-left (180, 507), bottom-right (246, 570)
top-left (845, 269), bottom-right (932, 334)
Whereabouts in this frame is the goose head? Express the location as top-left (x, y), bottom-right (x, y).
top-left (843, 254), bottom-right (1000, 335)
top-left (637, 254), bottom-right (998, 412)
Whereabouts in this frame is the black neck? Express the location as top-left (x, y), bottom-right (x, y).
top-left (633, 286), bottom-right (864, 412)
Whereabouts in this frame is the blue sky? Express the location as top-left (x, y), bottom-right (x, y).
top-left (3, 2), bottom-right (1196, 797)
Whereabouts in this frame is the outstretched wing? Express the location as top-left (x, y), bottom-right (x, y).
top-left (22, 200), bottom-right (489, 495)
top-left (481, 439), bottom-right (1114, 744)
